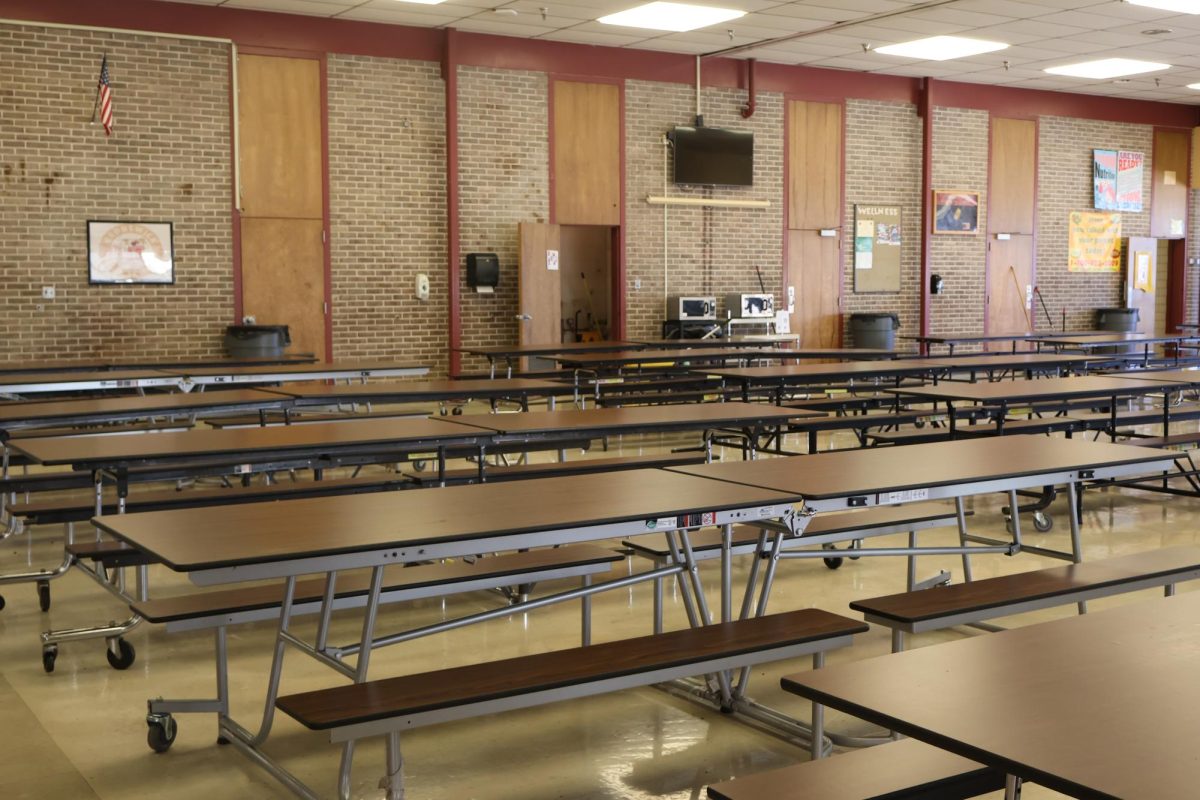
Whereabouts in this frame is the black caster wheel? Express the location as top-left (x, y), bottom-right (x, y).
top-left (1033, 513), bottom-right (1054, 533)
top-left (42, 645), bottom-right (58, 674)
top-left (147, 715), bottom-right (177, 753)
top-left (106, 638), bottom-right (136, 670)
top-left (914, 419), bottom-right (927, 429)
top-left (37, 580), bottom-right (50, 612)
top-left (823, 557), bottom-right (844, 570)
top-left (0, 594), bottom-right (6, 611)
top-left (413, 460), bottom-right (427, 472)
top-left (451, 406), bottom-right (463, 416)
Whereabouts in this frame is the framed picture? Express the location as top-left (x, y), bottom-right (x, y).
top-left (932, 190), bottom-right (979, 235)
top-left (87, 220), bottom-right (175, 284)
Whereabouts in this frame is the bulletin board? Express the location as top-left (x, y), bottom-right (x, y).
top-left (853, 205), bottom-right (902, 293)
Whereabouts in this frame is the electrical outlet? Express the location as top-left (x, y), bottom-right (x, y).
top-left (634, 278), bottom-right (642, 290)
top-left (415, 273), bottom-right (430, 302)
top-left (42, 286), bottom-right (55, 300)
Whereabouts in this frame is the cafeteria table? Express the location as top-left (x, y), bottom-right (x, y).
top-left (0, 369), bottom-right (185, 397)
top-left (167, 360), bottom-right (428, 388)
top-left (782, 591), bottom-right (1200, 800)
top-left (454, 340), bottom-right (643, 378)
top-left (900, 330), bottom-right (1119, 356)
top-left (265, 378), bottom-right (568, 413)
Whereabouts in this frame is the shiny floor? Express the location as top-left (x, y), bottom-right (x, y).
top-left (1, 418), bottom-right (1195, 799)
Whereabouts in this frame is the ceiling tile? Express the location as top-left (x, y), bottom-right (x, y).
top-left (221, 0), bottom-right (358, 15)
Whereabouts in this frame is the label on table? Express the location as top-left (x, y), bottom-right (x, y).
top-left (880, 488), bottom-right (929, 504)
top-left (645, 512), bottom-right (716, 530)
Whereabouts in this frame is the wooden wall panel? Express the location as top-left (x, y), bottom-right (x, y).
top-left (1192, 127), bottom-right (1200, 189)
top-left (553, 81), bottom-right (620, 226)
top-left (1151, 129), bottom-right (1188, 239)
top-left (238, 54), bottom-right (323, 219)
top-left (788, 230), bottom-right (841, 348)
top-left (240, 218), bottom-right (326, 360)
top-left (788, 101), bottom-right (841, 230)
top-left (989, 118), bottom-right (1036, 235)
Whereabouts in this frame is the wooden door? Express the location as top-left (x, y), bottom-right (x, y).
top-left (553, 81), bottom-right (620, 226)
top-left (1125, 236), bottom-right (1157, 334)
top-left (788, 230), bottom-right (840, 348)
top-left (237, 53), bottom-right (328, 360)
top-left (518, 222), bottom-right (562, 347)
top-left (987, 238), bottom-right (1034, 337)
top-left (786, 100), bottom-right (842, 345)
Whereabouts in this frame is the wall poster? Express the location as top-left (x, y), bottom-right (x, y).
top-left (87, 220), bottom-right (175, 284)
top-left (1067, 211), bottom-right (1122, 273)
top-left (931, 190), bottom-right (979, 234)
top-left (853, 204), bottom-right (902, 293)
top-left (1093, 149), bottom-right (1143, 212)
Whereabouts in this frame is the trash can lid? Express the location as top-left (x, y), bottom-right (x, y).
top-left (850, 312), bottom-right (901, 326)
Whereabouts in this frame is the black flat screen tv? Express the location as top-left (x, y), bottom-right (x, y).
top-left (670, 126), bottom-right (754, 187)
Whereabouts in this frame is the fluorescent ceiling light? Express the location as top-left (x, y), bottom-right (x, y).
top-left (873, 35), bottom-right (1008, 61)
top-left (1044, 58), bottom-right (1170, 79)
top-left (390, 0), bottom-right (448, 5)
top-left (1188, 82), bottom-right (1200, 89)
top-left (598, 2), bottom-right (745, 32)
top-left (1126, 0), bottom-right (1200, 13)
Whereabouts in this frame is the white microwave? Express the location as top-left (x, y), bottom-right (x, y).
top-left (725, 293), bottom-right (775, 319)
top-left (669, 295), bottom-right (717, 320)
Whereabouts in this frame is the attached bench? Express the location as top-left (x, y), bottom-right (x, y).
top-left (402, 452), bottom-right (707, 486)
top-left (204, 409), bottom-right (430, 429)
top-left (867, 415), bottom-right (1081, 446)
top-left (706, 737), bottom-right (1004, 800)
top-left (276, 609), bottom-right (868, 796)
top-left (850, 546), bottom-right (1200, 652)
top-left (1125, 431), bottom-right (1200, 449)
top-left (7, 420), bottom-right (196, 439)
top-left (623, 503), bottom-right (966, 632)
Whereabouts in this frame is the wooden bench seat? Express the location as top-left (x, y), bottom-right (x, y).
top-left (6, 473), bottom-right (411, 525)
top-left (132, 545), bottom-right (624, 632)
top-left (1125, 431), bottom-right (1200, 449)
top-left (868, 416), bottom-right (1079, 445)
top-left (403, 452), bottom-right (707, 486)
top-left (276, 609), bottom-right (867, 736)
top-left (7, 420), bottom-right (196, 439)
top-left (706, 737), bottom-right (1003, 800)
top-left (205, 409), bottom-right (430, 428)
top-left (1071, 402), bottom-right (1200, 430)
top-left (65, 539), bottom-right (158, 568)
top-left (850, 546), bottom-right (1200, 651)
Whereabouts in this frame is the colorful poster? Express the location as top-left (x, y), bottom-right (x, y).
top-left (1068, 211), bottom-right (1122, 273)
top-left (1093, 149), bottom-right (1117, 210)
top-left (1116, 150), bottom-right (1144, 212)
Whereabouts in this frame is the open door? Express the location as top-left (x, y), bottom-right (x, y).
top-left (518, 222), bottom-right (562, 353)
top-left (1124, 237), bottom-right (1157, 334)
top-left (986, 238), bottom-right (1034, 343)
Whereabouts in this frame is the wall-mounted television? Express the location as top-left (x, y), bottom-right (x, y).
top-left (670, 126), bottom-right (754, 187)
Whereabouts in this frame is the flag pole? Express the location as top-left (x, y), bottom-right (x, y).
top-left (89, 53), bottom-right (106, 125)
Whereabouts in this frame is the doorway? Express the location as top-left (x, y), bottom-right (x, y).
top-left (559, 225), bottom-right (613, 342)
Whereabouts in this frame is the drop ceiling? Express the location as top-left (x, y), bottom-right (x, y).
top-left (166, 0), bottom-right (1200, 103)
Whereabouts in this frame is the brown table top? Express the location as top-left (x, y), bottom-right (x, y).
top-left (900, 330), bottom-right (1121, 344)
top-left (0, 355), bottom-right (316, 375)
top-left (0, 389), bottom-right (285, 427)
top-left (452, 402), bottom-right (824, 437)
top-left (1109, 368), bottom-right (1200, 385)
top-left (782, 592), bottom-right (1200, 799)
top-left (167, 360), bottom-right (425, 377)
top-left (668, 436), bottom-right (1175, 500)
top-left (10, 416), bottom-right (486, 468)
top-left (629, 336), bottom-right (796, 348)
top-left (1033, 332), bottom-right (1198, 346)
top-left (455, 341), bottom-right (642, 357)
top-left (705, 359), bottom-right (951, 382)
top-left (546, 349), bottom-right (761, 366)
top-left (888, 375), bottom-right (1181, 404)
top-left (267, 379), bottom-right (567, 404)
top-left (768, 347), bottom-right (898, 360)
top-left (93, 469), bottom-right (801, 572)
top-left (925, 353), bottom-right (1096, 369)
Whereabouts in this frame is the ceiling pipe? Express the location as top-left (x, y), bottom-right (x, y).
top-left (702, 0), bottom-right (963, 59)
top-left (741, 58), bottom-right (757, 119)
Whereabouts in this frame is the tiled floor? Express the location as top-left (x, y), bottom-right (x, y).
top-left (1, 423), bottom-right (1195, 799)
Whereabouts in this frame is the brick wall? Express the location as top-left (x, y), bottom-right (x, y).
top-left (456, 66), bottom-right (548, 375)
top-left (928, 106), bottom-right (989, 340)
top-left (624, 82), bottom-right (784, 340)
top-left (842, 99), bottom-right (923, 346)
top-left (1036, 115), bottom-right (1153, 332)
top-left (0, 23), bottom-right (232, 362)
top-left (327, 54), bottom-right (447, 374)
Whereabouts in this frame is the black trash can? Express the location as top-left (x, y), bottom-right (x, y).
top-left (1095, 307), bottom-right (1139, 355)
top-left (224, 325), bottom-right (291, 359)
top-left (849, 312), bottom-right (900, 350)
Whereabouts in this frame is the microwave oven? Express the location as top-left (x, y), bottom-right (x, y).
top-left (669, 295), bottom-right (717, 320)
top-left (724, 293), bottom-right (775, 319)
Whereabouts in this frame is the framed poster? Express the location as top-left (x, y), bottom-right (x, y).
top-left (932, 190), bottom-right (979, 234)
top-left (1093, 150), bottom-right (1143, 212)
top-left (87, 220), bottom-right (175, 284)
top-left (853, 204), bottom-right (902, 293)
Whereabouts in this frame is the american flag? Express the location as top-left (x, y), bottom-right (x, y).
top-left (97, 56), bottom-right (113, 136)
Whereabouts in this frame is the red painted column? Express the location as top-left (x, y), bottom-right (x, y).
top-left (919, 77), bottom-right (934, 342)
top-left (444, 28), bottom-right (462, 376)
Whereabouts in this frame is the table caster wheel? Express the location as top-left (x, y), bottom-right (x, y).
top-left (0, 594), bottom-right (6, 611)
top-left (42, 644), bottom-right (58, 673)
top-left (1033, 512), bottom-right (1054, 532)
top-left (1005, 517), bottom-right (1013, 534)
top-left (106, 638), bottom-right (135, 670)
top-left (823, 557), bottom-right (844, 570)
top-left (451, 406), bottom-right (463, 416)
top-left (413, 460), bottom-right (426, 472)
top-left (37, 580), bottom-right (50, 612)
top-left (147, 714), bottom-right (177, 753)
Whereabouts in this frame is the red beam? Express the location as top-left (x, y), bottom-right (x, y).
top-left (444, 29), bottom-right (462, 377)
top-left (919, 78), bottom-right (934, 340)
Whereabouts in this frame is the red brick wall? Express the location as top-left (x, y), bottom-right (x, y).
top-left (625, 82), bottom-right (784, 341)
top-left (0, 23), bottom-right (232, 362)
top-left (327, 54), bottom-right (447, 374)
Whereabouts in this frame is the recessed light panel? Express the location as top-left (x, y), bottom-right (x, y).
top-left (1188, 82), bottom-right (1200, 89)
top-left (390, 0), bottom-right (449, 5)
top-left (598, 2), bottom-right (745, 32)
top-left (873, 35), bottom-right (1008, 61)
top-left (1044, 58), bottom-right (1170, 79)
top-left (1127, 0), bottom-right (1200, 14)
